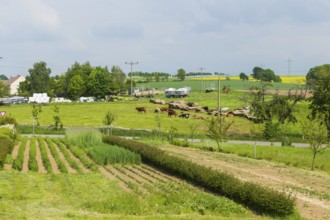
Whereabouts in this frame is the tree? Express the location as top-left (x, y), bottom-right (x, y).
top-left (306, 64), bottom-right (330, 86)
top-left (62, 61), bottom-right (92, 98)
top-left (252, 67), bottom-right (276, 82)
top-left (0, 75), bottom-right (8, 80)
top-left (177, 68), bottom-right (186, 81)
top-left (23, 61), bottom-right (52, 95)
top-left (87, 66), bottom-right (111, 99)
top-left (103, 111), bottom-right (115, 135)
top-left (53, 105), bottom-right (63, 130)
top-left (239, 72), bottom-right (249, 81)
top-left (246, 83), bottom-right (306, 140)
top-left (252, 67), bottom-right (263, 81)
top-left (307, 64), bottom-right (330, 139)
top-left (206, 116), bottom-right (234, 151)
top-left (32, 104), bottom-right (42, 126)
top-left (110, 66), bottom-right (126, 94)
top-left (301, 116), bottom-right (329, 170)
top-left (67, 75), bottom-right (85, 100)
top-left (0, 82), bottom-right (9, 97)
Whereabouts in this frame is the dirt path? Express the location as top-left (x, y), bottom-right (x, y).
top-left (58, 142), bottom-right (90, 173)
top-left (35, 140), bottom-right (46, 173)
top-left (160, 146), bottom-right (330, 220)
top-left (43, 140), bottom-right (60, 174)
top-left (53, 143), bottom-right (77, 173)
top-left (21, 140), bottom-right (30, 172)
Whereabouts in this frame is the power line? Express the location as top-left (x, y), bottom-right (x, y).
top-left (125, 61), bottom-right (138, 97)
top-left (199, 67), bottom-right (206, 91)
top-left (286, 57), bottom-right (293, 75)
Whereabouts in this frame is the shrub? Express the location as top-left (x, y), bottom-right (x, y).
top-left (0, 135), bottom-right (14, 168)
top-left (103, 135), bottom-right (295, 217)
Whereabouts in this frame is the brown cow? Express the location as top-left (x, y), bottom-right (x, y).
top-left (160, 107), bottom-right (168, 112)
top-left (167, 109), bottom-right (177, 117)
top-left (136, 107), bottom-right (146, 113)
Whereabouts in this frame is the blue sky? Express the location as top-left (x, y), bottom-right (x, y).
top-left (1, 0), bottom-right (330, 77)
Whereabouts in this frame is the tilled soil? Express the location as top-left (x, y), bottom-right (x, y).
top-left (160, 146), bottom-right (330, 220)
top-left (43, 140), bottom-right (60, 174)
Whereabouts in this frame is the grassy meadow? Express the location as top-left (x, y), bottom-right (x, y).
top-left (1, 78), bottom-right (311, 139)
top-left (188, 140), bottom-right (330, 173)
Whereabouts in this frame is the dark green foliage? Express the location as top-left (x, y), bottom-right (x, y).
top-left (307, 65), bottom-right (330, 139)
top-left (103, 135), bottom-right (295, 217)
top-left (0, 135), bottom-right (14, 168)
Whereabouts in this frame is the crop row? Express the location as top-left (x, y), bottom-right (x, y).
top-left (12, 138), bottom-right (28, 171)
top-left (103, 135), bottom-right (295, 217)
top-left (10, 137), bottom-right (91, 174)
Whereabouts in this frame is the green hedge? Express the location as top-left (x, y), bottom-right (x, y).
top-left (103, 135), bottom-right (295, 217)
top-left (0, 136), bottom-right (14, 168)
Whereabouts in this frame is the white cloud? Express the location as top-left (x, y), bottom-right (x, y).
top-left (1, 0), bottom-right (330, 76)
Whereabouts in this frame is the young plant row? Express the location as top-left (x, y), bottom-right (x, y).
top-left (45, 138), bottom-right (68, 173)
top-left (12, 138), bottom-right (27, 171)
top-left (103, 135), bottom-right (295, 217)
top-left (28, 138), bottom-right (38, 171)
top-left (38, 137), bottom-right (52, 173)
top-left (59, 139), bottom-right (98, 172)
top-left (52, 139), bottom-right (82, 172)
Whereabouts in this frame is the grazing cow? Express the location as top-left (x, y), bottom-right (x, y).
top-left (136, 107), bottom-right (146, 113)
top-left (167, 109), bottom-right (177, 117)
top-left (179, 112), bottom-right (190, 119)
top-left (160, 107), bottom-right (168, 112)
top-left (155, 107), bottom-right (161, 113)
top-left (192, 115), bottom-right (204, 120)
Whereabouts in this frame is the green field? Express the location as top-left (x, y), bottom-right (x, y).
top-left (137, 79), bottom-right (301, 91)
top-left (1, 136), bottom-right (263, 220)
top-left (1, 89), bottom-right (310, 140)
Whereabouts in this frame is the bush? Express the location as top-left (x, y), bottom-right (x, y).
top-left (103, 135), bottom-right (295, 217)
top-left (0, 135), bottom-right (14, 168)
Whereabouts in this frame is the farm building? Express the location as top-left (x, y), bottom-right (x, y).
top-left (4, 75), bottom-right (25, 95)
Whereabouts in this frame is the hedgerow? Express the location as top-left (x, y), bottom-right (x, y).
top-left (103, 135), bottom-right (295, 217)
top-left (0, 135), bottom-right (14, 168)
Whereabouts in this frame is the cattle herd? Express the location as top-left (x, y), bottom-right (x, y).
top-left (135, 99), bottom-right (209, 120)
top-left (135, 99), bottom-right (256, 121)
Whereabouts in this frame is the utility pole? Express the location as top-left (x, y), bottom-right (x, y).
top-left (125, 61), bottom-right (138, 97)
top-left (286, 57), bottom-right (293, 75)
top-left (217, 72), bottom-right (225, 118)
top-left (199, 67), bottom-right (206, 91)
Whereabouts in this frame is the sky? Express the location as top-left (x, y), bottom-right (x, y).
top-left (1, 0), bottom-right (330, 77)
